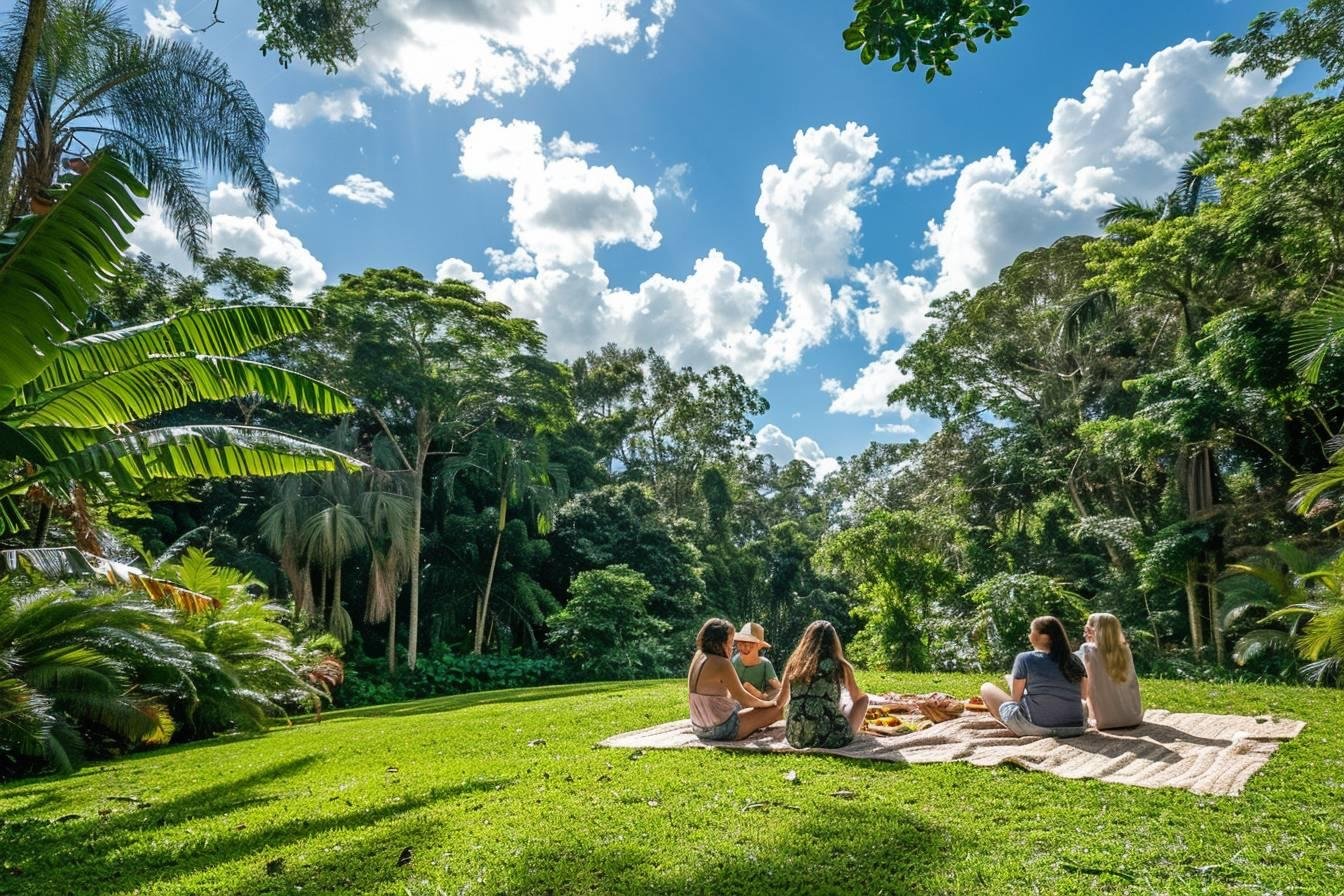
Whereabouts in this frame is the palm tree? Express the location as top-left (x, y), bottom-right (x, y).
top-left (1220, 541), bottom-right (1322, 666)
top-left (1098, 150), bottom-right (1218, 228)
top-left (0, 580), bottom-right (189, 772)
top-left (0, 0), bottom-right (276, 258)
top-left (301, 473), bottom-right (366, 642)
top-left (457, 433), bottom-right (569, 654)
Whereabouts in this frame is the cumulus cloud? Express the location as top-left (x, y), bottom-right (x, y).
top-left (755, 424), bottom-right (840, 479)
top-left (355, 0), bottom-right (671, 105)
top-left (328, 174), bottom-right (394, 207)
top-left (129, 184), bottom-right (327, 302)
top-left (822, 350), bottom-right (912, 417)
top-left (448, 118), bottom-right (888, 383)
top-left (485, 246), bottom-right (537, 276)
top-left (875, 423), bottom-right (916, 435)
top-left (435, 257), bottom-right (487, 286)
top-left (925, 39), bottom-right (1280, 294)
top-left (851, 261), bottom-right (935, 353)
top-left (270, 89), bottom-right (374, 129)
top-left (755, 122), bottom-right (881, 370)
top-left (547, 132), bottom-right (599, 158)
top-left (904, 154), bottom-right (963, 187)
top-left (870, 164), bottom-right (898, 189)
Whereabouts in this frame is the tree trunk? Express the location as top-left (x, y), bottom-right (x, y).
top-left (406, 440), bottom-right (427, 670)
top-left (474, 492), bottom-right (508, 654)
top-left (1208, 560), bottom-right (1225, 667)
top-left (31, 501), bottom-right (50, 547)
top-left (386, 596), bottom-right (397, 673)
top-left (317, 570), bottom-right (328, 625)
top-left (0, 0), bottom-right (44, 216)
top-left (330, 562), bottom-right (342, 628)
top-left (1185, 559), bottom-right (1204, 657)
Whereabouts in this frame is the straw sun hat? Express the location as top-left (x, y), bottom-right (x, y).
top-left (733, 622), bottom-right (771, 649)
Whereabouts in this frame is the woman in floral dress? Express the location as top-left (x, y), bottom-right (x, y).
top-left (778, 620), bottom-right (869, 748)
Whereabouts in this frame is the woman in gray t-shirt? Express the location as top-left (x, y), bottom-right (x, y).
top-left (980, 616), bottom-right (1088, 737)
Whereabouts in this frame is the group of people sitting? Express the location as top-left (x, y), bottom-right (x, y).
top-left (687, 613), bottom-right (1143, 749)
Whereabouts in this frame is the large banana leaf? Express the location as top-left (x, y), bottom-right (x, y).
top-left (0, 426), bottom-right (364, 515)
top-left (35, 305), bottom-right (320, 390)
top-left (0, 152), bottom-right (146, 402)
top-left (17, 355), bottom-right (354, 428)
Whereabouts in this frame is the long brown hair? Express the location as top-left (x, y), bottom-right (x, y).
top-left (695, 617), bottom-right (734, 658)
top-left (784, 620), bottom-right (845, 685)
top-left (1033, 616), bottom-right (1085, 683)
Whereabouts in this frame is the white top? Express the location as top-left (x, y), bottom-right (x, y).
top-left (1078, 642), bottom-right (1143, 729)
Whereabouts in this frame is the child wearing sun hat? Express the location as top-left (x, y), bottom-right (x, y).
top-left (732, 621), bottom-right (781, 699)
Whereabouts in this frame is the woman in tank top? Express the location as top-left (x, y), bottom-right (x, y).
top-left (687, 618), bottom-right (783, 740)
top-left (1077, 612), bottom-right (1142, 729)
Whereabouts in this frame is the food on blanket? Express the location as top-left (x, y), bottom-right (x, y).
top-left (916, 694), bottom-right (965, 724)
top-left (865, 720), bottom-right (917, 736)
top-left (964, 696), bottom-right (988, 712)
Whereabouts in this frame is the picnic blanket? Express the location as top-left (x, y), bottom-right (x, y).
top-left (599, 709), bottom-right (1305, 796)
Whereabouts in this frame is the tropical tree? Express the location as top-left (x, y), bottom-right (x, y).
top-left (457, 433), bottom-right (569, 654)
top-left (1220, 541), bottom-right (1324, 669)
top-left (1213, 0), bottom-right (1344, 93)
top-left (547, 565), bottom-right (671, 680)
top-left (842, 0), bottom-right (1029, 82)
top-left (0, 577), bottom-right (186, 773)
top-left (0, 153), bottom-right (360, 550)
top-left (0, 0), bottom-right (276, 258)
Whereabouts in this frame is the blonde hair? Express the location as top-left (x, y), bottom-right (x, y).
top-left (1089, 613), bottom-right (1131, 683)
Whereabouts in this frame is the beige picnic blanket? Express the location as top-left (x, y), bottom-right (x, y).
top-left (599, 709), bottom-right (1304, 796)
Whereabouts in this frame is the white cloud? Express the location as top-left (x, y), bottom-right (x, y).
top-left (904, 154), bottom-right (963, 187)
top-left (822, 350), bottom-right (912, 417)
top-left (852, 260), bottom-right (935, 353)
top-left (755, 424), bottom-right (839, 479)
top-left (355, 0), bottom-right (670, 106)
top-left (328, 174), bottom-right (394, 207)
top-left (269, 89), bottom-right (374, 129)
top-left (129, 184), bottom-right (327, 303)
top-left (925, 39), bottom-right (1280, 294)
top-left (270, 168), bottom-right (301, 191)
top-left (755, 122), bottom-right (881, 370)
top-left (870, 164), bottom-right (897, 189)
top-left (547, 132), bottom-right (599, 158)
top-left (485, 246), bottom-right (537, 276)
top-left (875, 422), bottom-right (915, 435)
top-left (450, 118), bottom-right (889, 384)
top-left (435, 257), bottom-right (487, 287)
top-left (645, 0), bottom-right (676, 56)
top-left (655, 162), bottom-right (693, 206)
top-left (144, 1), bottom-right (190, 40)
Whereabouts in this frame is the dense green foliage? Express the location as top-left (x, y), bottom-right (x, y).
top-left (0, 677), bottom-right (1338, 895)
top-left (842, 0), bottom-right (1029, 82)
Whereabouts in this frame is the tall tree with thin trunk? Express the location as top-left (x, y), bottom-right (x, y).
top-left (302, 268), bottom-right (548, 669)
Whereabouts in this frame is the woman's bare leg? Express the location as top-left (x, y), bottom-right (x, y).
top-left (980, 682), bottom-right (1012, 724)
top-left (846, 693), bottom-right (870, 735)
top-left (734, 704), bottom-right (783, 739)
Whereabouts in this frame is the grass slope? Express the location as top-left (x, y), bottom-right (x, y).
top-left (1, 673), bottom-right (1342, 895)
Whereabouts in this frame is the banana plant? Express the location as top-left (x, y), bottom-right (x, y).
top-left (0, 150), bottom-right (362, 542)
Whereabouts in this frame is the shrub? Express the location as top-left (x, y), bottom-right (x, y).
top-left (338, 642), bottom-right (566, 707)
top-left (547, 566), bottom-right (673, 680)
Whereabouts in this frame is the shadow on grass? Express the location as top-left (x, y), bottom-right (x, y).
top-left (0, 752), bottom-right (516, 896)
top-left (313, 680), bottom-right (665, 723)
top-left (483, 799), bottom-right (950, 896)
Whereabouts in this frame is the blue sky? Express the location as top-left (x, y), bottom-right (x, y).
top-left (129, 0), bottom-right (1313, 474)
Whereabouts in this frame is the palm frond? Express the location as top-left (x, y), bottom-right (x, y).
top-left (1098, 198), bottom-right (1160, 228)
top-left (1291, 285), bottom-right (1344, 384)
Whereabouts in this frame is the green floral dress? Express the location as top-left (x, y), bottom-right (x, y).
top-left (785, 658), bottom-right (853, 748)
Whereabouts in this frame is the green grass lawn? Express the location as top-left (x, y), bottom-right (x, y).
top-left (2, 673), bottom-right (1342, 895)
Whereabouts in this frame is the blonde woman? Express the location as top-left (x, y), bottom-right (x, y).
top-left (1077, 613), bottom-right (1142, 729)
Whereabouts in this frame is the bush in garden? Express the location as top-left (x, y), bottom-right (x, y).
top-left (547, 565), bottom-right (672, 681)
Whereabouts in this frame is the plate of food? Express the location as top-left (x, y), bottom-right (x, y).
top-left (916, 693), bottom-right (965, 724)
top-left (964, 695), bottom-right (989, 712)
